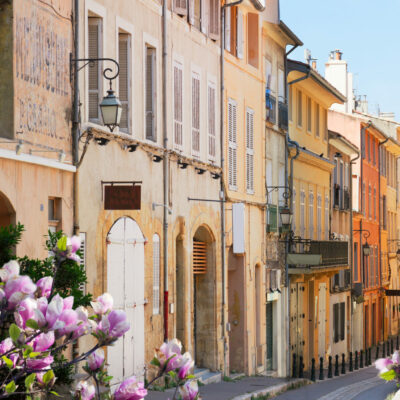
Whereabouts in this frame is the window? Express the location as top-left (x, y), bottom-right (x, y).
top-left (309, 191), bottom-right (314, 239)
top-left (236, 8), bottom-right (243, 59)
top-left (325, 195), bottom-right (329, 239)
top-left (191, 72), bottom-right (200, 156)
top-left (209, 0), bottom-right (220, 40)
top-left (225, 7), bottom-right (231, 51)
top-left (333, 302), bottom-right (345, 343)
top-left (278, 68), bottom-right (285, 102)
top-left (354, 242), bottom-right (359, 281)
top-left (247, 13), bottom-right (258, 68)
top-left (317, 194), bottom-right (322, 240)
top-left (189, 0), bottom-right (201, 30)
top-left (375, 246), bottom-right (379, 286)
top-left (174, 0), bottom-right (187, 16)
top-left (145, 46), bottom-right (157, 141)
top-left (367, 134), bottom-right (370, 162)
top-left (88, 17), bottom-right (102, 123)
top-left (300, 190), bottom-right (305, 238)
top-left (372, 138), bottom-right (376, 165)
top-left (79, 232), bottom-right (87, 294)
top-left (362, 182), bottom-right (366, 216)
top-left (315, 103), bottom-right (320, 137)
top-left (339, 160), bottom-right (344, 209)
top-left (292, 188), bottom-right (297, 234)
top-left (173, 62), bottom-right (183, 148)
top-left (368, 185), bottom-right (372, 219)
top-left (246, 108), bottom-right (254, 193)
top-left (118, 33), bottom-right (131, 133)
top-left (48, 198), bottom-right (61, 233)
top-left (374, 187), bottom-right (377, 220)
top-left (323, 109), bottom-right (328, 140)
top-left (362, 129), bottom-right (365, 159)
top-left (289, 86), bottom-right (293, 121)
top-left (228, 99), bottom-right (237, 189)
top-left (307, 97), bottom-right (312, 132)
top-left (383, 195), bottom-right (387, 230)
top-left (208, 83), bottom-right (216, 160)
top-left (297, 90), bottom-right (302, 127)
top-left (153, 234), bottom-right (160, 315)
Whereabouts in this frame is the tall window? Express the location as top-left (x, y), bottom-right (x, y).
top-left (145, 46), bottom-right (157, 141)
top-left (315, 103), bottom-right (320, 137)
top-left (375, 246), bottom-right (379, 286)
top-left (333, 302), bottom-right (345, 343)
top-left (309, 191), bottom-right (314, 239)
top-left (383, 196), bottom-right (387, 229)
top-left (190, 0), bottom-right (201, 30)
top-left (374, 187), bottom-right (377, 220)
top-left (368, 185), bottom-right (372, 219)
top-left (367, 134), bottom-right (370, 162)
top-left (354, 242), bottom-right (359, 281)
top-left (48, 198), bottom-right (61, 233)
top-left (323, 109), bottom-right (328, 140)
top-left (246, 108), bottom-right (254, 193)
top-left (325, 195), bottom-right (329, 239)
top-left (317, 194), bottom-right (322, 240)
top-left (228, 99), bottom-right (237, 189)
top-left (307, 97), bottom-right (312, 132)
top-left (297, 90), bottom-right (302, 127)
top-left (362, 182), bottom-right (366, 216)
top-left (247, 13), bottom-right (259, 68)
top-left (372, 138), bottom-right (376, 165)
top-left (292, 188), bottom-right (297, 234)
top-left (118, 33), bottom-right (130, 133)
top-left (173, 62), bottom-right (183, 148)
top-left (153, 234), bottom-right (160, 315)
top-left (191, 72), bottom-right (200, 156)
top-left (300, 190), bottom-right (305, 238)
top-left (208, 83), bottom-right (216, 160)
top-left (209, 0), bottom-right (220, 40)
top-left (88, 17), bottom-right (102, 123)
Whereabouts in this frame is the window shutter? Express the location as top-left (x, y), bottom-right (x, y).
top-left (79, 232), bottom-right (86, 294)
top-left (340, 302), bottom-right (345, 341)
top-left (224, 7), bottom-right (231, 51)
top-left (334, 303), bottom-right (339, 343)
top-left (208, 0), bottom-right (220, 40)
top-left (208, 83), bottom-right (216, 159)
top-left (191, 73), bottom-right (200, 156)
top-left (315, 104), bottom-right (320, 137)
top-left (300, 190), bottom-right (305, 238)
top-left (188, 0), bottom-right (195, 25)
top-left (228, 99), bottom-right (237, 189)
top-left (201, 0), bottom-right (208, 34)
top-left (236, 8), bottom-right (243, 59)
top-left (292, 188), bottom-right (296, 234)
top-left (174, 0), bottom-right (187, 16)
top-left (174, 62), bottom-right (183, 148)
top-left (193, 239), bottom-right (207, 274)
top-left (309, 192), bottom-right (314, 239)
top-left (246, 108), bottom-right (254, 193)
top-left (324, 195), bottom-right (329, 239)
top-left (153, 234), bottom-right (160, 315)
top-left (317, 194), bottom-right (322, 240)
top-left (145, 47), bottom-right (156, 141)
top-left (118, 34), bottom-right (130, 133)
top-left (88, 18), bottom-right (101, 121)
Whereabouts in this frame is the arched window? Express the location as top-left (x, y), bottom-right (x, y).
top-left (153, 234), bottom-right (160, 315)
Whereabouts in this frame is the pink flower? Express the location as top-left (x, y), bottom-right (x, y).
top-left (91, 293), bottom-right (113, 315)
top-left (36, 371), bottom-right (55, 387)
top-left (0, 261), bottom-right (20, 282)
top-left (36, 277), bottom-right (53, 298)
top-left (75, 380), bottom-right (95, 400)
top-left (67, 236), bottom-right (81, 262)
top-left (56, 309), bottom-right (78, 337)
top-left (45, 294), bottom-right (74, 331)
top-left (0, 338), bottom-right (13, 356)
top-left (32, 332), bottom-right (55, 352)
top-left (114, 376), bottom-right (147, 400)
top-left (375, 357), bottom-right (393, 373)
top-left (5, 276), bottom-right (36, 309)
top-left (27, 355), bottom-right (54, 370)
top-left (87, 349), bottom-right (104, 371)
top-left (179, 380), bottom-right (198, 400)
top-left (156, 339), bottom-right (183, 372)
top-left (393, 351), bottom-right (400, 364)
top-left (178, 352), bottom-right (194, 380)
top-left (73, 306), bottom-right (91, 339)
top-left (63, 296), bottom-right (74, 311)
top-left (15, 297), bottom-right (37, 329)
top-left (97, 310), bottom-right (129, 341)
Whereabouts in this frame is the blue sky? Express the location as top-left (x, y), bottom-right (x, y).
top-left (280, 0), bottom-right (400, 120)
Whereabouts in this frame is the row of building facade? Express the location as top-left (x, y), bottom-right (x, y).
top-left (1, 0), bottom-right (400, 381)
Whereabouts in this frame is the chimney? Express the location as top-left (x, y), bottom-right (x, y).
top-left (311, 60), bottom-right (317, 70)
top-left (335, 49), bottom-right (342, 60)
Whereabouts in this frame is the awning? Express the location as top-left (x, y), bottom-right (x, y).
top-left (385, 290), bottom-right (400, 296)
top-left (287, 253), bottom-right (322, 265)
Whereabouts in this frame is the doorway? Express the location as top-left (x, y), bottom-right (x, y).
top-left (318, 283), bottom-right (327, 358)
top-left (0, 191), bottom-right (15, 227)
top-left (176, 235), bottom-right (185, 347)
top-left (106, 217), bottom-right (145, 382)
top-left (266, 302), bottom-right (273, 370)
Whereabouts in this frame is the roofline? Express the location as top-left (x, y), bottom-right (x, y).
top-left (287, 59), bottom-right (346, 103)
top-left (249, 0), bottom-right (265, 11)
top-left (328, 130), bottom-right (360, 154)
top-left (279, 21), bottom-right (303, 46)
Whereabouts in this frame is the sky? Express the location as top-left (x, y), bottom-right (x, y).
top-left (280, 0), bottom-right (400, 120)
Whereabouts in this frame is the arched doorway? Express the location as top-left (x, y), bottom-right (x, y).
top-left (192, 225), bottom-right (216, 369)
top-left (0, 191), bottom-right (15, 227)
top-left (106, 217), bottom-right (145, 382)
top-left (176, 235), bottom-right (185, 347)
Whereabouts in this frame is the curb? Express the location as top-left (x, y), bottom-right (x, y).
top-left (230, 378), bottom-right (309, 400)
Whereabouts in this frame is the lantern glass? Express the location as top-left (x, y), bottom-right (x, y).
top-left (279, 206), bottom-right (293, 227)
top-left (100, 90), bottom-right (122, 131)
top-left (363, 243), bottom-right (372, 257)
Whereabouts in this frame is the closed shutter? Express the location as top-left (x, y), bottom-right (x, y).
top-left (246, 108), bottom-right (254, 193)
top-left (224, 7), bottom-right (231, 51)
top-left (324, 195), bottom-right (329, 239)
top-left (228, 99), bottom-right (237, 189)
top-left (174, 0), bottom-right (187, 16)
top-left (300, 190), bottom-right (305, 238)
top-left (297, 90), bottom-right (302, 126)
top-left (201, 0), bottom-right (208, 34)
top-left (145, 46), bottom-right (156, 141)
top-left (236, 8), bottom-right (243, 59)
top-left (375, 246), bottom-right (379, 286)
top-left (309, 192), bottom-right (314, 239)
top-left (307, 97), bottom-right (312, 132)
top-left (340, 302), bottom-right (345, 341)
top-left (208, 83), bottom-right (216, 159)
top-left (191, 72), bottom-right (200, 156)
top-left (153, 234), bottom-right (160, 315)
top-left (79, 232), bottom-right (86, 294)
top-left (208, 0), bottom-right (220, 40)
top-left (174, 62), bottom-right (183, 148)
top-left (193, 239), bottom-right (207, 274)
top-left (317, 194), bottom-right (322, 240)
top-left (118, 34), bottom-right (130, 133)
top-left (334, 303), bottom-right (339, 343)
top-left (292, 188), bottom-right (296, 234)
top-left (88, 18), bottom-right (102, 122)
top-left (315, 104), bottom-right (320, 137)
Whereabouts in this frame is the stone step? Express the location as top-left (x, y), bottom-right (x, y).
top-left (194, 368), bottom-right (222, 385)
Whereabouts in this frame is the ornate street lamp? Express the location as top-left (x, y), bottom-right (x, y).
top-left (362, 241), bottom-right (372, 257)
top-left (353, 228), bottom-right (371, 257)
top-left (279, 205), bottom-right (293, 230)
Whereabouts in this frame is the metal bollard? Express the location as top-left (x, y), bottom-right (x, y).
top-left (319, 357), bottom-right (324, 380)
top-left (341, 353), bottom-right (346, 374)
top-left (311, 358), bottom-right (316, 382)
top-left (387, 341), bottom-right (391, 357)
top-left (299, 356), bottom-right (304, 378)
top-left (328, 355), bottom-right (333, 378)
top-left (334, 354), bottom-right (339, 376)
top-left (292, 353), bottom-right (297, 378)
top-left (349, 352), bottom-right (353, 372)
top-left (360, 350), bottom-right (364, 368)
top-left (376, 345), bottom-right (379, 361)
top-left (355, 351), bottom-right (359, 370)
top-left (383, 342), bottom-right (386, 358)
top-left (391, 339), bottom-right (394, 354)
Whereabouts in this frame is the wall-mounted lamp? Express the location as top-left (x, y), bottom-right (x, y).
top-left (95, 137), bottom-right (110, 146)
top-left (153, 155), bottom-right (163, 163)
top-left (125, 144), bottom-right (138, 152)
top-left (195, 167), bottom-right (206, 175)
top-left (211, 172), bottom-right (220, 180)
top-left (334, 152), bottom-right (342, 158)
top-left (152, 202), bottom-right (172, 215)
top-left (0, 140), bottom-right (24, 155)
top-left (178, 160), bottom-right (189, 169)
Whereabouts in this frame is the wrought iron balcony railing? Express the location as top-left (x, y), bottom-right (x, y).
top-left (278, 101), bottom-right (288, 131)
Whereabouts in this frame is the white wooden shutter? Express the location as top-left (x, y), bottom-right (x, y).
top-left (208, 83), bottom-right (216, 160)
top-left (228, 99), bottom-right (237, 189)
top-left (300, 190), bottom-right (305, 238)
top-left (224, 7), bottom-right (231, 51)
top-left (174, 0), bottom-right (187, 16)
top-left (153, 234), bottom-right (160, 315)
top-left (317, 194), bottom-right (322, 240)
top-left (118, 34), bottom-right (130, 133)
top-left (79, 232), bottom-right (86, 294)
top-left (145, 46), bottom-right (156, 141)
top-left (188, 0), bottom-right (195, 25)
top-left (173, 62), bottom-right (183, 148)
top-left (309, 192), bottom-right (314, 239)
top-left (208, 0), bottom-right (220, 40)
top-left (191, 72), bottom-right (200, 156)
top-left (88, 18), bottom-right (102, 122)
top-left (325, 195), bottom-right (329, 239)
top-left (201, 0), bottom-right (208, 34)
top-left (246, 108), bottom-right (254, 193)
top-left (236, 8), bottom-right (243, 59)
top-left (265, 59), bottom-right (272, 89)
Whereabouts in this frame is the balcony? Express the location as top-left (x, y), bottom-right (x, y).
top-left (266, 92), bottom-right (276, 125)
top-left (288, 238), bottom-right (349, 274)
top-left (343, 188), bottom-right (350, 210)
top-left (278, 101), bottom-right (288, 131)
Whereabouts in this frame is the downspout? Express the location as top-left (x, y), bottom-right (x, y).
top-left (220, 0), bottom-right (243, 375)
top-left (162, 0), bottom-right (169, 341)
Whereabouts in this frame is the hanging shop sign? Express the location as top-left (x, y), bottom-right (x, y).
top-left (102, 181), bottom-right (141, 210)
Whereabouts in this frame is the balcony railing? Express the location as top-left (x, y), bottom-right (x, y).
top-left (278, 101), bottom-right (288, 131)
top-left (343, 188), bottom-right (350, 210)
top-left (266, 93), bottom-right (276, 125)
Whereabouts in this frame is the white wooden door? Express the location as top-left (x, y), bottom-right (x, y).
top-left (107, 218), bottom-right (145, 382)
top-left (318, 283), bottom-right (327, 358)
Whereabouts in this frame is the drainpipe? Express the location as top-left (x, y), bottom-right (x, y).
top-left (162, 0), bottom-right (169, 342)
top-left (220, 0), bottom-right (243, 376)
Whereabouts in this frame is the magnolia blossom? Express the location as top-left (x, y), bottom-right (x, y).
top-left (97, 310), bottom-right (129, 341)
top-left (393, 389), bottom-right (400, 400)
top-left (156, 339), bottom-right (183, 372)
top-left (32, 332), bottom-right (55, 353)
top-left (45, 294), bottom-right (74, 332)
top-left (393, 351), bottom-right (400, 364)
top-left (87, 348), bottom-right (105, 371)
top-left (0, 338), bottom-right (13, 356)
top-left (0, 261), bottom-right (20, 282)
top-left (26, 355), bottom-right (54, 371)
top-left (75, 380), bottom-right (96, 400)
top-left (36, 371), bottom-right (56, 387)
top-left (36, 276), bottom-right (53, 298)
top-left (5, 275), bottom-right (36, 309)
top-left (375, 357), bottom-right (394, 373)
top-left (114, 376), bottom-right (147, 400)
top-left (73, 306), bottom-right (93, 339)
top-left (15, 297), bottom-right (38, 329)
top-left (178, 380), bottom-right (199, 400)
top-left (53, 235), bottom-right (81, 263)
top-left (178, 352), bottom-right (194, 380)
top-left (91, 293), bottom-right (113, 315)
top-left (56, 309), bottom-right (79, 338)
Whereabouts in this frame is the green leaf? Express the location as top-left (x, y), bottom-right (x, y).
top-left (150, 357), bottom-right (161, 367)
top-left (2, 356), bottom-right (13, 369)
top-left (28, 352), bottom-right (41, 359)
top-left (57, 236), bottom-right (67, 251)
top-left (23, 347), bottom-right (33, 358)
top-left (50, 391), bottom-right (60, 397)
top-left (26, 319), bottom-right (39, 330)
top-left (5, 381), bottom-right (16, 393)
top-left (25, 373), bottom-right (36, 389)
top-left (168, 370), bottom-right (177, 379)
top-left (42, 369), bottom-right (55, 384)
top-left (9, 323), bottom-right (21, 343)
top-left (26, 396), bottom-right (32, 400)
top-left (186, 374), bottom-right (195, 379)
top-left (380, 369), bottom-right (396, 381)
